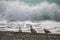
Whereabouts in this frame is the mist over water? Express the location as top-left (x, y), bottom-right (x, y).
top-left (0, 1), bottom-right (60, 21)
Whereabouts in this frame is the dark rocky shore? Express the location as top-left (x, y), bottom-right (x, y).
top-left (0, 31), bottom-right (60, 40)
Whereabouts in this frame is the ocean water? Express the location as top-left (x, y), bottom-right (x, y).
top-left (0, 0), bottom-right (60, 34)
top-left (0, 0), bottom-right (60, 21)
top-left (0, 20), bottom-right (60, 34)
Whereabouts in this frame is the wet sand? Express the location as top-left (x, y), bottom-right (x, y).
top-left (0, 31), bottom-right (60, 40)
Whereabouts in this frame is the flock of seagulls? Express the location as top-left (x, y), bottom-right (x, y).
top-left (19, 24), bottom-right (51, 34)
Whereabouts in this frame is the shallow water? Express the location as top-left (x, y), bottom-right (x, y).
top-left (0, 20), bottom-right (60, 33)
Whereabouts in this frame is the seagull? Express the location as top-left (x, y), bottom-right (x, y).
top-left (44, 28), bottom-right (51, 33)
top-left (30, 25), bottom-right (37, 34)
top-left (19, 27), bottom-right (22, 32)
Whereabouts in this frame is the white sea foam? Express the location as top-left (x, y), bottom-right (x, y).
top-left (0, 1), bottom-right (60, 33)
top-left (0, 1), bottom-right (60, 21)
top-left (0, 20), bottom-right (60, 33)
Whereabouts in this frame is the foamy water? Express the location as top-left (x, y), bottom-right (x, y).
top-left (0, 20), bottom-right (60, 33)
top-left (0, 1), bottom-right (60, 21)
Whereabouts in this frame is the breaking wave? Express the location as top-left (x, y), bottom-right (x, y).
top-left (0, 1), bottom-right (60, 21)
